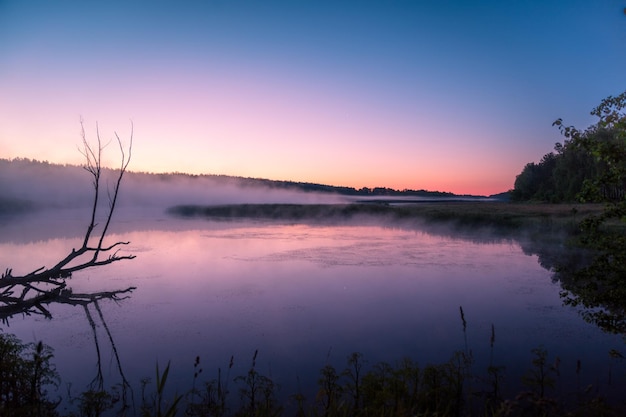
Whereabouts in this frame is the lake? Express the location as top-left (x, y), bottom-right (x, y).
top-left (1, 207), bottom-right (625, 413)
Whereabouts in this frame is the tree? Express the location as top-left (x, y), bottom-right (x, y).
top-left (551, 137), bottom-right (597, 202)
top-left (511, 153), bottom-right (558, 202)
top-left (553, 91), bottom-right (626, 204)
top-left (550, 92), bottom-right (626, 336)
top-left (513, 91), bottom-right (626, 204)
top-left (0, 122), bottom-right (135, 321)
top-left (0, 122), bottom-right (137, 413)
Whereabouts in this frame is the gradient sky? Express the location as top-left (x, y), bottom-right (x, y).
top-left (1, 1), bottom-right (624, 195)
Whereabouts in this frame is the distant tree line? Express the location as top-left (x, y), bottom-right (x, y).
top-left (253, 180), bottom-right (458, 198)
top-left (511, 91), bottom-right (626, 203)
top-left (0, 158), bottom-right (460, 199)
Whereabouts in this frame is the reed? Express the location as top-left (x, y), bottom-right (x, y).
top-left (3, 310), bottom-right (625, 417)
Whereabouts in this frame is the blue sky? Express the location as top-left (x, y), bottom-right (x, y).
top-left (1, 1), bottom-right (624, 194)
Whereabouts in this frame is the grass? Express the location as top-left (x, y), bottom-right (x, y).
top-left (167, 202), bottom-right (608, 235)
top-left (4, 305), bottom-right (625, 417)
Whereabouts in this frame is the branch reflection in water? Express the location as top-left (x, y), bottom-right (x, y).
top-left (0, 122), bottom-right (136, 412)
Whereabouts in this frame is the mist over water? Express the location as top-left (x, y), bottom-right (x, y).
top-left (0, 159), bottom-right (347, 212)
top-left (0, 159), bottom-right (350, 245)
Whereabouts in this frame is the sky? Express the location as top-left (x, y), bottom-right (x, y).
top-left (1, 1), bottom-right (625, 196)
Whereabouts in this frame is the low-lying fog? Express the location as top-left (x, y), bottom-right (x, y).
top-left (0, 159), bottom-right (496, 245)
top-left (0, 159), bottom-right (348, 211)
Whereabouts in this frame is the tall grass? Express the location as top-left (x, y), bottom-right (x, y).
top-left (3, 306), bottom-right (625, 417)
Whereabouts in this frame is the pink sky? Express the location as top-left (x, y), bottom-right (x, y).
top-left (1, 1), bottom-right (624, 196)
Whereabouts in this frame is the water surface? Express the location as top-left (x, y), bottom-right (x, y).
top-left (1, 208), bottom-right (624, 406)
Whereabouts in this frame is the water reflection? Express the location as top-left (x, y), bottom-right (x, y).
top-left (0, 204), bottom-right (137, 410)
top-left (521, 228), bottom-right (626, 336)
top-left (1, 208), bottom-right (625, 409)
top-left (0, 266), bottom-right (136, 410)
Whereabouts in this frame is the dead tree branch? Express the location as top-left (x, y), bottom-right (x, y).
top-left (0, 122), bottom-right (135, 321)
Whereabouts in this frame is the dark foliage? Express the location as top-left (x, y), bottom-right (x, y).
top-left (0, 332), bottom-right (60, 417)
top-left (512, 91), bottom-right (626, 203)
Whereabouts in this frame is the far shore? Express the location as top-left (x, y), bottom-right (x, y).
top-left (167, 201), bottom-right (609, 232)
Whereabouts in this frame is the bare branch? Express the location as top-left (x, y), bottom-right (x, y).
top-left (78, 119), bottom-right (102, 249)
top-left (0, 121), bottom-right (136, 322)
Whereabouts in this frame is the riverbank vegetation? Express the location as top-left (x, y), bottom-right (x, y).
top-left (511, 91), bottom-right (625, 205)
top-left (2, 306), bottom-right (625, 417)
top-left (168, 201), bottom-right (605, 234)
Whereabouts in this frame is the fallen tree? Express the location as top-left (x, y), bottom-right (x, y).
top-left (0, 121), bottom-right (135, 321)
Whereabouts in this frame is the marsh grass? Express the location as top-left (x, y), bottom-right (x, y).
top-left (180, 307), bottom-right (624, 417)
top-left (2, 311), bottom-right (625, 417)
top-left (233, 350), bottom-right (281, 417)
top-left (167, 202), bottom-right (607, 236)
top-left (137, 362), bottom-right (182, 417)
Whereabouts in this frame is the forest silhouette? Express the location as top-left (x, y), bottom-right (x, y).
top-left (511, 91), bottom-right (626, 204)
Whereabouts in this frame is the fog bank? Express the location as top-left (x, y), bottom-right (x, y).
top-left (0, 159), bottom-right (347, 212)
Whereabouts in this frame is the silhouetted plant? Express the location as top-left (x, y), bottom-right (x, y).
top-left (69, 388), bottom-right (117, 417)
top-left (393, 357), bottom-right (421, 413)
top-left (361, 361), bottom-right (394, 414)
top-left (0, 330), bottom-right (60, 416)
top-left (186, 355), bottom-right (234, 417)
top-left (420, 362), bottom-right (455, 415)
top-left (233, 350), bottom-right (281, 417)
top-left (457, 305), bottom-right (475, 413)
top-left (521, 347), bottom-right (558, 399)
top-left (483, 323), bottom-right (506, 410)
top-left (3, 321), bottom-right (626, 416)
top-left (288, 376), bottom-right (307, 417)
top-left (140, 361), bottom-right (182, 417)
top-left (190, 356), bottom-right (203, 405)
top-left (317, 363), bottom-right (342, 417)
top-left (341, 352), bottom-right (365, 414)
top-left (503, 346), bottom-right (563, 416)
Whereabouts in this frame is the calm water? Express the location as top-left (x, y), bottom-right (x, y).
top-left (1, 208), bottom-right (624, 407)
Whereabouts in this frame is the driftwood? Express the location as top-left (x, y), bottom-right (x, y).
top-left (0, 122), bottom-right (135, 323)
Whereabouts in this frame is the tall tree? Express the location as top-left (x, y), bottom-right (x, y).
top-left (553, 91), bottom-right (626, 204)
top-left (513, 91), bottom-right (626, 204)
